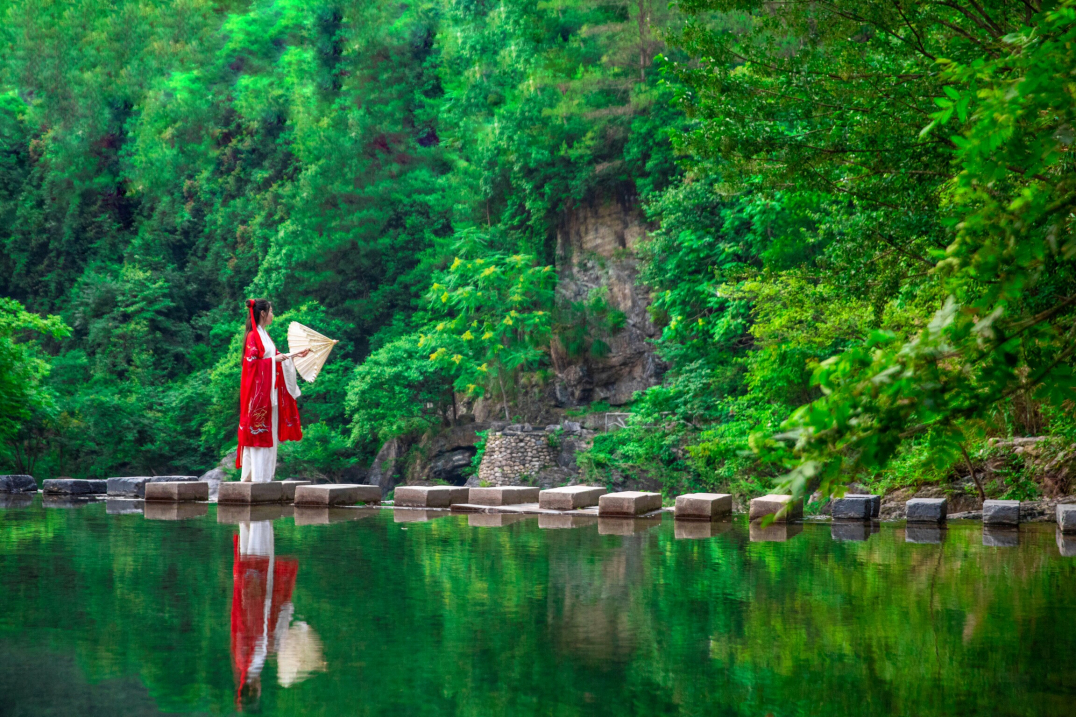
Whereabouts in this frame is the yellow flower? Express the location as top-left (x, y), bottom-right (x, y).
top-left (466, 383), bottom-right (477, 392)
top-left (452, 354), bottom-right (463, 364)
top-left (441, 292), bottom-right (449, 303)
top-left (475, 258), bottom-right (484, 265)
top-left (436, 322), bottom-right (445, 331)
top-left (450, 257), bottom-right (461, 270)
top-left (431, 282), bottom-right (443, 291)
top-left (482, 331), bottom-right (493, 340)
top-left (697, 318), bottom-right (704, 325)
top-left (503, 317), bottom-right (513, 326)
top-left (478, 363), bottom-right (489, 372)
top-left (461, 330), bottom-right (474, 340)
top-left (481, 267), bottom-right (496, 277)
top-left (534, 310), bottom-right (544, 316)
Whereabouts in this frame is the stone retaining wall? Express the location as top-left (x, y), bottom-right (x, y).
top-left (477, 431), bottom-right (558, 486)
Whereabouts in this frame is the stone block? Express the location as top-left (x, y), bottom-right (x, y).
top-left (144, 481), bottom-right (209, 502)
top-left (42, 479), bottom-right (107, 496)
top-left (674, 493), bottom-right (732, 521)
top-left (906, 498), bottom-right (947, 523)
top-left (749, 522), bottom-right (803, 542)
top-left (982, 499), bottom-right (1020, 526)
top-left (539, 485), bottom-right (607, 510)
top-left (982, 527), bottom-right (1019, 548)
top-left (538, 514), bottom-right (598, 530)
top-left (1057, 529), bottom-right (1076, 557)
top-left (675, 520), bottom-right (733, 540)
top-left (294, 507), bottom-right (377, 525)
top-left (845, 493), bottom-right (881, 518)
top-left (395, 485), bottom-right (470, 508)
top-left (106, 476), bottom-right (197, 498)
top-left (0, 475), bottom-right (37, 493)
top-left (294, 484), bottom-right (381, 507)
top-left (106, 500), bottom-right (143, 516)
top-left (906, 525), bottom-right (945, 544)
top-left (468, 513), bottom-right (528, 528)
top-left (393, 509), bottom-right (452, 523)
top-left (1056, 503), bottom-right (1076, 534)
top-left (831, 496), bottom-right (873, 521)
top-left (144, 502), bottom-right (208, 521)
top-left (467, 486), bottom-right (540, 506)
top-left (218, 481), bottom-right (284, 504)
top-left (748, 495), bottom-right (803, 522)
top-left (280, 481), bottom-right (312, 502)
top-left (831, 522), bottom-right (870, 542)
top-left (598, 491), bottom-right (662, 517)
top-left (217, 504), bottom-right (285, 524)
top-left (598, 516), bottom-right (662, 535)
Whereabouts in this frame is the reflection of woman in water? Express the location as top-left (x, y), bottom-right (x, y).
top-left (231, 521), bottom-right (325, 710)
top-left (236, 299), bottom-right (308, 482)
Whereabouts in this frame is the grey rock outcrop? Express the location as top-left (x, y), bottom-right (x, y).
top-left (552, 198), bottom-right (665, 407)
top-left (0, 475), bottom-right (37, 493)
top-left (42, 479), bottom-right (107, 495)
top-left (107, 476), bottom-right (198, 498)
top-left (367, 437), bottom-right (407, 494)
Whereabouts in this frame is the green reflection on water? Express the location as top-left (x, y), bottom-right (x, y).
top-left (0, 497), bottom-right (1074, 716)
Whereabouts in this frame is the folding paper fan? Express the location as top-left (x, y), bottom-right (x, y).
top-left (286, 322), bottom-right (338, 382)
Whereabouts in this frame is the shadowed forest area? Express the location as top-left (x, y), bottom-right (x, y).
top-left (2, 0), bottom-right (1076, 503)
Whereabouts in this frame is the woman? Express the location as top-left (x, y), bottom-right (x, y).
top-left (237, 299), bottom-right (308, 482)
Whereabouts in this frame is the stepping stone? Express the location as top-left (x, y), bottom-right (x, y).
top-left (982, 527), bottom-right (1019, 548)
top-left (280, 481), bottom-right (312, 502)
top-left (0, 494), bottom-right (33, 509)
top-left (144, 502), bottom-right (208, 521)
top-left (468, 513), bottom-right (527, 527)
top-left (395, 485), bottom-right (470, 508)
top-left (538, 486), bottom-right (607, 510)
top-left (831, 522), bottom-right (870, 542)
top-left (218, 481), bottom-right (284, 504)
top-left (467, 486), bottom-right (540, 506)
top-left (106, 476), bottom-right (197, 498)
top-left (1057, 503), bottom-right (1076, 534)
top-left (598, 516), bottom-right (662, 535)
top-left (983, 499), bottom-right (1020, 526)
top-left (42, 479), bottom-right (107, 495)
top-left (1057, 529), bottom-right (1076, 557)
top-left (845, 493), bottom-right (881, 518)
top-left (144, 481), bottom-right (209, 502)
top-left (106, 500), bottom-right (144, 516)
top-left (294, 484), bottom-right (381, 507)
top-left (0, 475), bottom-right (37, 493)
top-left (906, 525), bottom-right (945, 544)
top-left (831, 495), bottom-right (874, 521)
top-left (674, 493), bottom-right (732, 521)
top-left (675, 520), bottom-right (732, 540)
top-left (393, 509), bottom-right (452, 523)
top-left (538, 514), bottom-right (598, 530)
top-left (217, 504), bottom-right (285, 523)
top-left (598, 491), bottom-right (662, 516)
top-left (294, 507), bottom-right (377, 525)
top-left (906, 498), bottom-right (947, 523)
top-left (749, 521), bottom-right (803, 542)
top-left (749, 495), bottom-right (803, 522)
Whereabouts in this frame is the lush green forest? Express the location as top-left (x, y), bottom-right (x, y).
top-left (2, 0), bottom-right (1075, 500)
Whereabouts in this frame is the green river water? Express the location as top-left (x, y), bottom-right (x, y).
top-left (0, 495), bottom-right (1074, 716)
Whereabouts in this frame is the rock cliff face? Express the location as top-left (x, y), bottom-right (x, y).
top-left (552, 197), bottom-right (665, 406)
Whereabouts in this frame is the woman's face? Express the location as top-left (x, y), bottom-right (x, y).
top-left (261, 305), bottom-right (274, 327)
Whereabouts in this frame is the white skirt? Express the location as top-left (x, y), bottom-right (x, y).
top-left (241, 401), bottom-right (279, 483)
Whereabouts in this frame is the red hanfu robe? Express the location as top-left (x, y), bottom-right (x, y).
top-left (237, 326), bottom-right (302, 468)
